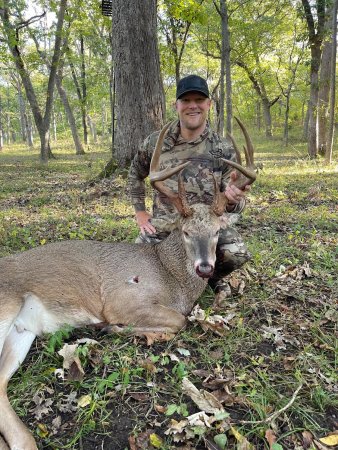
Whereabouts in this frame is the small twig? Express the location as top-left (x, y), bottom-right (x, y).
top-left (237, 383), bottom-right (303, 425)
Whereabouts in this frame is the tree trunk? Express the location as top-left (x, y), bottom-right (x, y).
top-left (326, 0), bottom-right (338, 163)
top-left (317, 0), bottom-right (335, 158)
top-left (307, 45), bottom-right (321, 158)
top-left (17, 81), bottom-right (27, 142)
top-left (218, 0), bottom-right (232, 136)
top-left (262, 97), bottom-right (273, 137)
top-left (284, 94), bottom-right (290, 146)
top-left (80, 35), bottom-right (88, 145)
top-left (56, 69), bottom-right (85, 155)
top-left (301, 0), bottom-right (325, 159)
top-left (112, 0), bottom-right (165, 168)
top-left (318, 41), bottom-right (331, 156)
top-left (87, 115), bottom-right (97, 143)
top-left (0, 95), bottom-right (3, 150)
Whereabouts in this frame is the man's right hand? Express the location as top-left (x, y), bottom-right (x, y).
top-left (135, 211), bottom-right (157, 235)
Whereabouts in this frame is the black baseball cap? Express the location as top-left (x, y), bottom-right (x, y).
top-left (176, 75), bottom-right (210, 100)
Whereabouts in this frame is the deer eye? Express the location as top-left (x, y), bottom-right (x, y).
top-left (183, 231), bottom-right (190, 238)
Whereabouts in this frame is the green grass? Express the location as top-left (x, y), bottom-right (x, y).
top-left (0, 134), bottom-right (337, 449)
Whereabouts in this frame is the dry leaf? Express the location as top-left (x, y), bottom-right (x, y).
top-left (265, 429), bottom-right (277, 448)
top-left (77, 394), bottom-right (92, 408)
top-left (58, 343), bottom-right (84, 380)
top-left (182, 377), bottom-right (224, 414)
top-left (319, 431), bottom-right (338, 446)
top-left (154, 403), bottom-right (167, 414)
top-left (188, 305), bottom-right (236, 336)
top-left (140, 331), bottom-right (175, 345)
top-left (231, 426), bottom-right (255, 450)
top-left (302, 430), bottom-right (314, 448)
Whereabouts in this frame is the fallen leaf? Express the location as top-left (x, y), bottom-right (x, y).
top-left (188, 305), bottom-right (236, 336)
top-left (302, 430), bottom-right (314, 448)
top-left (77, 394), bottom-right (92, 408)
top-left (265, 429), bottom-right (277, 447)
top-left (230, 426), bottom-right (255, 449)
top-left (140, 332), bottom-right (175, 345)
top-left (182, 377), bottom-right (224, 414)
top-left (58, 343), bottom-right (84, 380)
top-left (36, 423), bottom-right (49, 438)
top-left (319, 431), bottom-right (338, 446)
top-left (154, 403), bottom-right (166, 414)
top-left (149, 433), bottom-right (163, 448)
top-left (213, 433), bottom-right (228, 449)
top-left (204, 436), bottom-right (223, 450)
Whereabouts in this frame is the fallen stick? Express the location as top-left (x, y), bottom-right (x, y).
top-left (237, 383), bottom-right (303, 425)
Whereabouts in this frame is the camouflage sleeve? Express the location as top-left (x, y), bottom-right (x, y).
top-left (127, 132), bottom-right (159, 212)
top-left (220, 138), bottom-right (246, 214)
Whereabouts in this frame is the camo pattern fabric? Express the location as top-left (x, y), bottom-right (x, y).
top-left (128, 120), bottom-right (245, 224)
top-left (128, 120), bottom-right (250, 287)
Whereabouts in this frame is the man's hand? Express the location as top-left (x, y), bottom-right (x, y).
top-left (224, 171), bottom-right (251, 211)
top-left (135, 211), bottom-right (157, 235)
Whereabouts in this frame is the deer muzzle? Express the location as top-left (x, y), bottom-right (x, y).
top-left (195, 263), bottom-right (214, 278)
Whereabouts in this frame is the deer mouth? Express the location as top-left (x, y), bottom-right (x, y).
top-left (196, 264), bottom-right (214, 279)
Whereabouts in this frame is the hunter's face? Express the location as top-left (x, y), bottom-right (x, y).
top-left (175, 92), bottom-right (211, 134)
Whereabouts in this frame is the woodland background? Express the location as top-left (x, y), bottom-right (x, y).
top-left (0, 0), bottom-right (337, 167)
top-left (0, 1), bottom-right (337, 450)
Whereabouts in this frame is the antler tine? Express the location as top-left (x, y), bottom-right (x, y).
top-left (210, 173), bottom-right (228, 216)
top-left (226, 131), bottom-right (243, 165)
top-left (149, 121), bottom-right (190, 184)
top-left (234, 116), bottom-right (255, 168)
top-left (149, 121), bottom-right (192, 217)
top-left (221, 158), bottom-right (256, 190)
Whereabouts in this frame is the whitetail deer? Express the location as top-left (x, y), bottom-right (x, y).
top-left (0, 120), bottom-right (256, 450)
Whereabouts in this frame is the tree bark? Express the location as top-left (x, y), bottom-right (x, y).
top-left (216, 0), bottom-right (232, 136)
top-left (112, 0), bottom-right (165, 168)
top-left (0, 95), bottom-right (3, 150)
top-left (56, 67), bottom-right (85, 155)
top-left (326, 0), bottom-right (337, 163)
top-left (301, 0), bottom-right (326, 158)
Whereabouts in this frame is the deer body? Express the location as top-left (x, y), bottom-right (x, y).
top-left (0, 205), bottom-right (218, 450)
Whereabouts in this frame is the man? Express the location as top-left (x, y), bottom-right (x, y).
top-left (127, 74), bottom-right (251, 304)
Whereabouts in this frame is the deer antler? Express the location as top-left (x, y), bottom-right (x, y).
top-left (235, 116), bottom-right (255, 168)
top-left (226, 116), bottom-right (256, 169)
top-left (149, 121), bottom-right (193, 217)
top-left (211, 118), bottom-right (257, 216)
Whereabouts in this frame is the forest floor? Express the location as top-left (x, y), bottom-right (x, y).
top-left (0, 132), bottom-right (337, 450)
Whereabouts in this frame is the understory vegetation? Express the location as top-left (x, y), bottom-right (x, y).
top-left (0, 131), bottom-right (337, 450)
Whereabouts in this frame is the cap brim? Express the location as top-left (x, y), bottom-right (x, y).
top-left (176, 89), bottom-right (209, 99)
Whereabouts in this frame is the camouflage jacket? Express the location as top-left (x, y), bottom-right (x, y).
top-left (127, 120), bottom-right (245, 231)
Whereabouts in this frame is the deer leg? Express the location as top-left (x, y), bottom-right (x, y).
top-left (0, 326), bottom-right (37, 450)
top-left (0, 436), bottom-right (9, 450)
top-left (103, 302), bottom-right (186, 335)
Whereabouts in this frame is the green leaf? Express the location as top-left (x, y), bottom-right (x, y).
top-left (214, 433), bottom-right (228, 449)
top-left (271, 444), bottom-right (284, 450)
top-left (165, 404), bottom-right (178, 416)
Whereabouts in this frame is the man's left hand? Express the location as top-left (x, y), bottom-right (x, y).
top-left (224, 171), bottom-right (251, 210)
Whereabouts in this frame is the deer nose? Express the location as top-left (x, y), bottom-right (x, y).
top-left (196, 263), bottom-right (214, 279)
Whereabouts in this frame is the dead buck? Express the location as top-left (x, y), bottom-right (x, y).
top-left (0, 121), bottom-right (256, 450)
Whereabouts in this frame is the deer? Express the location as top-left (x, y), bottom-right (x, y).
top-left (0, 120), bottom-right (256, 450)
